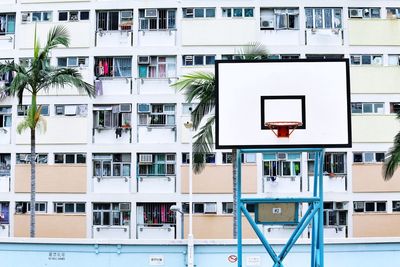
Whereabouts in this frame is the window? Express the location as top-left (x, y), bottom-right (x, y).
top-left (97, 10), bottom-right (133, 31)
top-left (184, 203), bottom-right (217, 214)
top-left (348, 8), bottom-right (380, 19)
top-left (223, 152), bottom-right (256, 164)
top-left (351, 102), bottom-right (384, 114)
top-left (390, 102), bottom-right (400, 114)
top-left (16, 153), bottom-right (48, 164)
top-left (260, 8), bottom-right (299, 30)
top-left (353, 152), bottom-right (385, 163)
top-left (0, 154), bottom-right (10, 177)
top-left (263, 153), bottom-right (301, 177)
top-left (139, 9), bottom-right (176, 30)
top-left (93, 203), bottom-right (130, 226)
top-left (393, 201), bottom-right (400, 212)
top-left (388, 55), bottom-right (400, 66)
top-left (306, 54), bottom-right (344, 60)
top-left (350, 55), bottom-right (383, 65)
top-left (222, 152), bottom-right (232, 164)
top-left (54, 202), bottom-right (85, 213)
top-left (323, 202), bottom-right (348, 227)
top-left (138, 153), bottom-right (176, 176)
top-left (222, 8), bottom-right (254, 18)
top-left (0, 13), bottom-right (15, 34)
top-left (354, 201), bottom-right (386, 213)
top-left (183, 8), bottom-right (216, 18)
top-left (57, 57), bottom-right (88, 68)
top-left (138, 103), bottom-right (175, 126)
top-left (58, 10), bottom-right (89, 21)
top-left (182, 153), bottom-right (190, 164)
top-left (21, 11), bottom-right (52, 23)
top-left (55, 104), bottom-right (88, 117)
top-left (387, 8), bottom-right (400, 19)
top-left (15, 202), bottom-right (47, 214)
top-left (222, 202), bottom-right (233, 214)
top-left (0, 106), bottom-right (11, 128)
top-left (95, 57), bottom-right (132, 78)
top-left (137, 203), bottom-right (175, 225)
top-left (305, 8), bottom-right (342, 29)
top-left (183, 55), bottom-right (215, 66)
top-left (54, 153), bottom-right (86, 164)
top-left (93, 104), bottom-right (132, 129)
top-left (93, 154), bottom-right (131, 178)
top-left (17, 105), bottom-right (49, 116)
top-left (308, 152), bottom-right (346, 175)
top-left (138, 56), bottom-right (176, 79)
top-left (268, 54), bottom-right (301, 60)
top-left (0, 202), bottom-right (9, 224)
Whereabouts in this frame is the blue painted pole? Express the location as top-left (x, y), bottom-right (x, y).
top-left (236, 150), bottom-right (242, 267)
top-left (318, 150), bottom-right (325, 267)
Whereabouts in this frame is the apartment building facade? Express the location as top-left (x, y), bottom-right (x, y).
top-left (0, 0), bottom-right (400, 240)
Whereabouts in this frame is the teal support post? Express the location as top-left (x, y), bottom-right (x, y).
top-left (236, 150), bottom-right (242, 267)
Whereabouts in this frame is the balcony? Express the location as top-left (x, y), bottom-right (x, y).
top-left (14, 214), bottom-right (86, 238)
top-left (0, 34), bottom-right (14, 50)
top-left (181, 19), bottom-right (257, 46)
top-left (0, 176), bottom-right (10, 192)
top-left (15, 165), bottom-right (87, 193)
top-left (348, 19), bottom-right (400, 46)
top-left (138, 30), bottom-right (176, 46)
top-left (0, 224), bottom-right (9, 237)
top-left (351, 67), bottom-right (400, 94)
top-left (353, 163), bottom-right (400, 192)
top-left (308, 174), bottom-right (347, 193)
top-left (136, 78), bottom-right (177, 95)
top-left (0, 127), bottom-right (10, 144)
top-left (259, 29), bottom-right (300, 46)
top-left (324, 226), bottom-right (347, 238)
top-left (92, 225), bottom-right (130, 239)
top-left (95, 30), bottom-right (133, 47)
top-left (263, 176), bottom-right (301, 194)
top-left (137, 125), bottom-right (176, 143)
top-left (92, 176), bottom-right (131, 194)
top-left (137, 225), bottom-right (175, 239)
top-left (352, 115), bottom-right (398, 143)
top-left (15, 117), bottom-right (88, 145)
top-left (181, 165), bottom-right (257, 194)
top-left (305, 29), bottom-right (343, 46)
top-left (137, 176), bottom-right (175, 193)
top-left (93, 127), bottom-right (132, 144)
top-left (264, 225), bottom-right (304, 239)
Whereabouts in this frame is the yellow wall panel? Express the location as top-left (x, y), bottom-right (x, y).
top-left (349, 19), bottom-right (400, 45)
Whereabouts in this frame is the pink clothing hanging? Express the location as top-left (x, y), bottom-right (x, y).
top-left (161, 205), bottom-right (166, 223)
top-left (104, 60), bottom-right (109, 76)
top-left (98, 60), bottom-right (104, 76)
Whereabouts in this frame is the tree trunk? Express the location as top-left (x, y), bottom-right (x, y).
top-left (232, 149), bottom-right (237, 239)
top-left (30, 128), bottom-right (36, 238)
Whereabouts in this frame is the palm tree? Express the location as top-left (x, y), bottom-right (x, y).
top-left (0, 25), bottom-right (95, 237)
top-left (383, 112), bottom-right (400, 180)
top-left (173, 42), bottom-right (268, 238)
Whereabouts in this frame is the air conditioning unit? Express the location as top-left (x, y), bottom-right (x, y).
top-left (335, 202), bottom-right (345, 210)
top-left (119, 203), bottom-right (131, 211)
top-left (119, 104), bottom-right (132, 113)
top-left (16, 204), bottom-right (23, 213)
top-left (260, 19), bottom-right (274, 29)
top-left (121, 11), bottom-right (133, 19)
top-left (204, 203), bottom-right (217, 214)
top-left (138, 56), bottom-right (150, 64)
top-left (184, 55), bottom-right (193, 65)
top-left (349, 9), bottom-right (363, 18)
top-left (139, 154), bottom-right (153, 164)
top-left (277, 153), bottom-right (287, 161)
top-left (21, 13), bottom-right (29, 23)
top-left (138, 104), bottom-right (151, 113)
top-left (145, 9), bottom-right (158, 18)
top-left (185, 8), bottom-right (194, 17)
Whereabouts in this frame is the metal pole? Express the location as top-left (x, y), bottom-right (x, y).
top-left (181, 212), bottom-right (184, 239)
top-left (187, 122), bottom-right (194, 267)
top-left (236, 150), bottom-right (242, 267)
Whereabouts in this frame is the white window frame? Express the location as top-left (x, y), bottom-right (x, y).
top-left (183, 8), bottom-right (216, 18)
top-left (57, 57), bottom-right (88, 68)
top-left (182, 55), bottom-right (215, 66)
top-left (350, 54), bottom-right (383, 65)
top-left (58, 10), bottom-right (89, 22)
top-left (305, 8), bottom-right (342, 29)
top-left (138, 153), bottom-right (176, 176)
top-left (139, 9), bottom-right (176, 30)
top-left (54, 153), bottom-right (86, 164)
top-left (17, 104), bottom-right (49, 116)
top-left (263, 153), bottom-right (301, 177)
top-left (0, 13), bottom-right (16, 34)
top-left (222, 7), bottom-right (254, 18)
top-left (348, 7), bottom-right (381, 19)
top-left (16, 153), bottom-right (48, 164)
top-left (96, 10), bottom-right (133, 31)
top-left (54, 202), bottom-right (86, 213)
top-left (351, 102), bottom-right (384, 114)
top-left (323, 202), bottom-right (348, 227)
top-left (55, 104), bottom-right (88, 117)
top-left (93, 153), bottom-right (131, 178)
top-left (92, 203), bottom-right (130, 226)
top-left (138, 56), bottom-right (176, 79)
top-left (21, 11), bottom-right (52, 23)
top-left (138, 103), bottom-right (175, 127)
top-left (0, 106), bottom-right (11, 128)
top-left (93, 105), bottom-right (132, 129)
top-left (353, 201), bottom-right (387, 213)
top-left (16, 202), bottom-right (47, 214)
top-left (353, 152), bottom-right (385, 163)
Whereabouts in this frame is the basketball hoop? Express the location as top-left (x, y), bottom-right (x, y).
top-left (265, 121), bottom-right (303, 138)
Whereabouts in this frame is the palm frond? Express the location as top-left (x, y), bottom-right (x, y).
top-left (383, 129), bottom-right (400, 180)
top-left (172, 72), bottom-right (215, 129)
top-left (192, 116), bottom-right (215, 174)
top-left (41, 25), bottom-right (70, 58)
top-left (235, 42), bottom-right (269, 60)
top-left (16, 118), bottom-right (31, 134)
top-left (40, 68), bottom-right (95, 97)
top-left (0, 61), bottom-right (30, 103)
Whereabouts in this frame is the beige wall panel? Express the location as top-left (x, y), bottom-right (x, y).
top-left (20, 0), bottom-right (89, 2)
top-left (19, 22), bottom-right (91, 49)
top-left (181, 165), bottom-right (257, 194)
top-left (15, 117), bottom-right (88, 145)
top-left (351, 67), bottom-right (400, 94)
top-left (14, 214), bottom-right (86, 238)
top-left (348, 19), bottom-right (400, 45)
top-left (15, 165), bottom-right (87, 193)
top-left (353, 214), bottom-right (400, 237)
top-left (184, 215), bottom-right (257, 239)
top-left (181, 19), bottom-right (257, 46)
top-left (352, 163), bottom-right (400, 192)
top-left (352, 115), bottom-right (399, 143)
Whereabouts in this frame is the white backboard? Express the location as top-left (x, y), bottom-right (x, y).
top-left (216, 59), bottom-right (351, 148)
